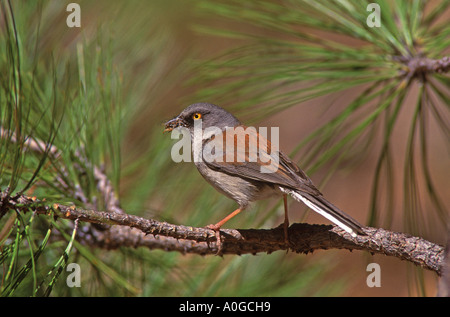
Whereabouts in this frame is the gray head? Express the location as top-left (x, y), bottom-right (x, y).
top-left (164, 103), bottom-right (240, 132)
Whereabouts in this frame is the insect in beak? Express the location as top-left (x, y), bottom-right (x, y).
top-left (164, 116), bottom-right (185, 133)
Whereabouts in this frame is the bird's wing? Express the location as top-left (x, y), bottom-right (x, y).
top-left (202, 125), bottom-right (321, 196)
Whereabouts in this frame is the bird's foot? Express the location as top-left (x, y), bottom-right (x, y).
top-left (205, 224), bottom-right (223, 256)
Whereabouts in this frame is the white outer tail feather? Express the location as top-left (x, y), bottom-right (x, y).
top-left (280, 187), bottom-right (358, 237)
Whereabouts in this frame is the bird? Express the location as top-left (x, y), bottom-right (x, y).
top-left (164, 102), bottom-right (365, 251)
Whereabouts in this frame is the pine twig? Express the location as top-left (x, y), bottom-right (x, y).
top-left (1, 191), bottom-right (444, 275)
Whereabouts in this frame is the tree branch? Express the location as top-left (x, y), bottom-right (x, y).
top-left (2, 191), bottom-right (444, 275)
top-left (397, 55), bottom-right (450, 82)
top-left (437, 227), bottom-right (450, 296)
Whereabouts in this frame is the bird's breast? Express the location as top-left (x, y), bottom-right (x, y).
top-left (194, 161), bottom-right (280, 208)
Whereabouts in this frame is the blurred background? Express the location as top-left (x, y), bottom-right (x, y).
top-left (0, 0), bottom-right (449, 296)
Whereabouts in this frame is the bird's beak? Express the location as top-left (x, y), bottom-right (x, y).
top-left (164, 116), bottom-right (186, 133)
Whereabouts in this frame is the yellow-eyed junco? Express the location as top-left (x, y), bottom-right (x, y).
top-left (165, 103), bottom-right (365, 250)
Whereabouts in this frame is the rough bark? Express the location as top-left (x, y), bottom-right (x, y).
top-left (1, 192), bottom-right (444, 275)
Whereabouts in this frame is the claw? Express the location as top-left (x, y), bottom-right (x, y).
top-left (206, 224), bottom-right (223, 256)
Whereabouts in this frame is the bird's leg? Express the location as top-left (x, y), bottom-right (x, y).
top-left (283, 194), bottom-right (290, 248)
top-left (206, 207), bottom-right (243, 255)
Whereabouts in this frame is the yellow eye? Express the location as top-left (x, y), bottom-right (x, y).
top-left (193, 113), bottom-right (202, 120)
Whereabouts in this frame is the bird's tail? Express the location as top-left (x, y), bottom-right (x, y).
top-left (284, 189), bottom-right (365, 237)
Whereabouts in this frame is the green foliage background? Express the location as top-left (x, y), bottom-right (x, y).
top-left (0, 0), bottom-right (449, 296)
